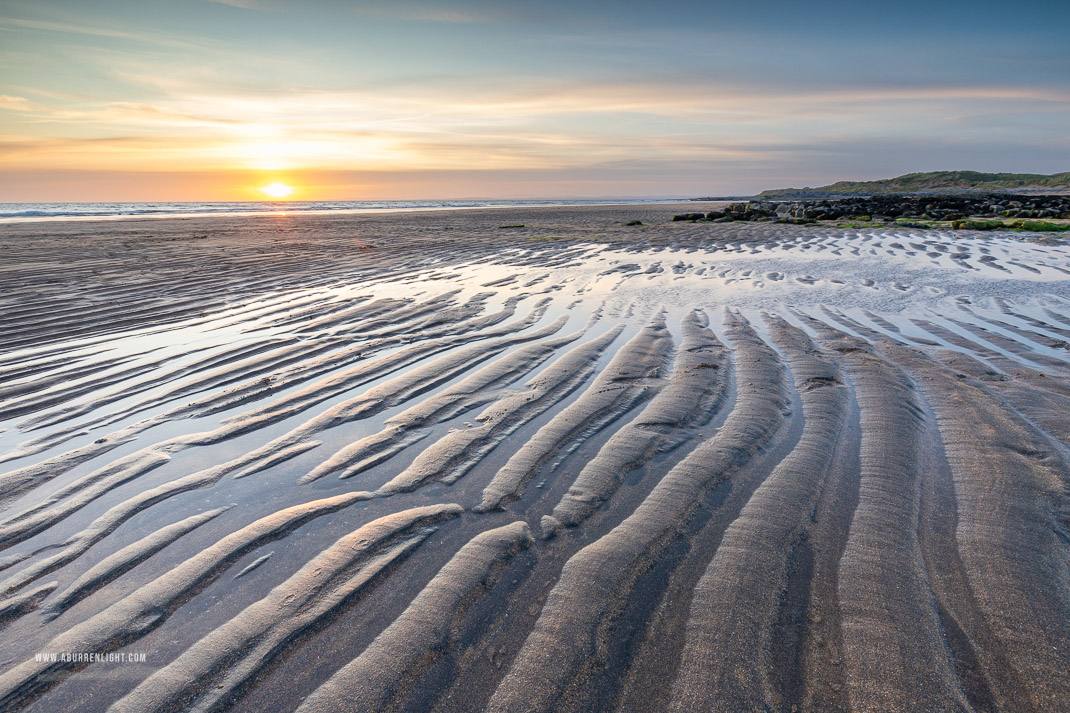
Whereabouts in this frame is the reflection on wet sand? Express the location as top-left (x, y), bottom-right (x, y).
top-left (1, 204), bottom-right (1068, 713)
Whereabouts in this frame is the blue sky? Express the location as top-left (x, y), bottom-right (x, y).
top-left (1, 0), bottom-right (1067, 200)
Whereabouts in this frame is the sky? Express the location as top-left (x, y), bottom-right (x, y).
top-left (1, 0), bottom-right (1068, 201)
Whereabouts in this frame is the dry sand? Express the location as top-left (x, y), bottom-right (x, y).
top-left (0, 203), bottom-right (1068, 712)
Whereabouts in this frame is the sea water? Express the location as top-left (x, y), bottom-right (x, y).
top-left (0, 198), bottom-right (691, 223)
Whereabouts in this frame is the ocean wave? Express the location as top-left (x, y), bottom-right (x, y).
top-left (0, 199), bottom-right (689, 222)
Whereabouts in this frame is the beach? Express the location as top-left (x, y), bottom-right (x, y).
top-left (1, 203), bottom-right (1069, 713)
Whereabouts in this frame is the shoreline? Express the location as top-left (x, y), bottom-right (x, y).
top-left (0, 198), bottom-right (700, 225)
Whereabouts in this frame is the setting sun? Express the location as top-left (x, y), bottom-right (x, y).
top-left (259, 181), bottom-right (294, 199)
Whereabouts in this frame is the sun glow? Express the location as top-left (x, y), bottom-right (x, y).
top-left (259, 181), bottom-right (294, 199)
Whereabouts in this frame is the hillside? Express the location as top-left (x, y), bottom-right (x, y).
top-left (759, 170), bottom-right (1070, 197)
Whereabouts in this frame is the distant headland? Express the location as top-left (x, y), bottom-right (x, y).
top-left (682, 171), bottom-right (1070, 231)
top-left (755, 170), bottom-right (1070, 198)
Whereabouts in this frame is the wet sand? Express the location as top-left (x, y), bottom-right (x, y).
top-left (0, 203), bottom-right (1068, 713)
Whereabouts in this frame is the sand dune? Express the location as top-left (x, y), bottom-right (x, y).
top-left (0, 204), bottom-right (1068, 712)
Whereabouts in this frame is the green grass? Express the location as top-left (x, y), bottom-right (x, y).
top-left (498, 224), bottom-right (525, 229)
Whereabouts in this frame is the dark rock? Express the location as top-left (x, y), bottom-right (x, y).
top-left (706, 192), bottom-right (1069, 226)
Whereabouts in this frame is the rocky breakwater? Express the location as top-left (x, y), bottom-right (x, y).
top-left (675, 193), bottom-right (1070, 228)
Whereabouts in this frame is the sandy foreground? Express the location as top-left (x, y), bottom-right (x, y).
top-left (0, 203), bottom-right (1068, 713)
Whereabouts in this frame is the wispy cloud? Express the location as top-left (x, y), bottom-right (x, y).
top-left (5, 76), bottom-right (1066, 178)
top-left (202, 0), bottom-right (270, 9)
top-left (0, 15), bottom-right (217, 51)
top-left (354, 2), bottom-right (537, 24)
top-left (0, 94), bottom-right (33, 110)
top-left (2, 0), bottom-right (1067, 199)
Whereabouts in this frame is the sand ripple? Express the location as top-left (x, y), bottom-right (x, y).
top-left (0, 205), bottom-right (1067, 712)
